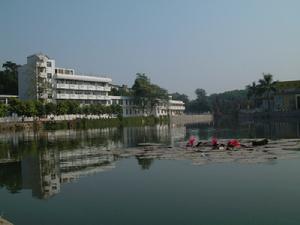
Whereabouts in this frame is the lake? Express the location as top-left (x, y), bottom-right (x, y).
top-left (0, 118), bottom-right (300, 225)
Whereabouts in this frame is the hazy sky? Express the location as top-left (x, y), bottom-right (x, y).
top-left (1, 0), bottom-right (300, 98)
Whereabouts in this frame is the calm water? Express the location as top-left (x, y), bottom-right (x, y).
top-left (1, 119), bottom-right (300, 225)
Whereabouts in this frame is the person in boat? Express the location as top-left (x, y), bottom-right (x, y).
top-left (195, 137), bottom-right (219, 149)
top-left (186, 135), bottom-right (196, 147)
top-left (211, 137), bottom-right (218, 149)
top-left (227, 139), bottom-right (241, 149)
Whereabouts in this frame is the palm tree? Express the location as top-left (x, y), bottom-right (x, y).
top-left (246, 82), bottom-right (258, 109)
top-left (258, 73), bottom-right (276, 111)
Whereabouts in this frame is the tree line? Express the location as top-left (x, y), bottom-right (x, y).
top-left (0, 59), bottom-right (278, 117)
top-left (171, 74), bottom-right (277, 116)
top-left (0, 99), bottom-right (122, 118)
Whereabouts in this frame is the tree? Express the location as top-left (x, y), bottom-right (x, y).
top-left (0, 103), bottom-right (8, 117)
top-left (2, 61), bottom-right (19, 73)
top-left (45, 102), bottom-right (56, 115)
top-left (56, 101), bottom-right (68, 115)
top-left (0, 61), bottom-right (19, 95)
top-left (65, 100), bottom-right (80, 114)
top-left (246, 82), bottom-right (259, 108)
top-left (8, 99), bottom-right (23, 116)
top-left (23, 101), bottom-right (37, 117)
top-left (258, 73), bottom-right (276, 111)
top-left (195, 88), bottom-right (207, 101)
top-left (132, 73), bottom-right (168, 114)
top-left (185, 88), bottom-right (210, 113)
top-left (34, 101), bottom-right (46, 117)
top-left (207, 90), bottom-right (247, 116)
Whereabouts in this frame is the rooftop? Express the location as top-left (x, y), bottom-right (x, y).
top-left (274, 80), bottom-right (300, 90)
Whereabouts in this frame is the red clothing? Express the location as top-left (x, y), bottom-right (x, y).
top-left (187, 136), bottom-right (196, 146)
top-left (228, 139), bottom-right (241, 148)
top-left (211, 137), bottom-right (218, 146)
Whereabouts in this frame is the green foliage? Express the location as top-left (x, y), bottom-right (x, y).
top-left (56, 101), bottom-right (69, 115)
top-left (132, 73), bottom-right (168, 110)
top-left (34, 101), bottom-right (46, 117)
top-left (8, 99), bottom-right (23, 115)
top-left (45, 102), bottom-right (56, 115)
top-left (186, 89), bottom-right (210, 113)
top-left (23, 101), bottom-right (37, 117)
top-left (208, 90), bottom-right (248, 116)
top-left (109, 87), bottom-right (132, 96)
top-left (0, 61), bottom-right (19, 95)
top-left (245, 73), bottom-right (277, 110)
top-left (66, 100), bottom-right (80, 114)
top-left (0, 103), bottom-right (8, 117)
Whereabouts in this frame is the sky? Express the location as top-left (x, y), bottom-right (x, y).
top-left (1, 0), bottom-right (300, 99)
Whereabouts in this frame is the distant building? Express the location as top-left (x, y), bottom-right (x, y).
top-left (110, 96), bottom-right (185, 117)
top-left (18, 53), bottom-right (185, 117)
top-left (261, 80), bottom-right (300, 112)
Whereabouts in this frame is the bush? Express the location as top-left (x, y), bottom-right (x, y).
top-left (0, 103), bottom-right (8, 117)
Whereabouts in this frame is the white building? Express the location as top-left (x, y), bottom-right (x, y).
top-left (18, 53), bottom-right (112, 105)
top-left (109, 96), bottom-right (185, 117)
top-left (18, 53), bottom-right (185, 116)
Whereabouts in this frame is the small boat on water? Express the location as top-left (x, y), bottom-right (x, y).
top-left (252, 138), bottom-right (268, 146)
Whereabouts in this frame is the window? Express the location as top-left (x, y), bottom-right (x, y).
top-left (47, 73), bottom-right (52, 79)
top-left (47, 61), bottom-right (52, 67)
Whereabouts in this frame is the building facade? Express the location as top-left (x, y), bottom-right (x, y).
top-left (18, 54), bottom-right (112, 105)
top-left (110, 96), bottom-right (185, 117)
top-left (261, 80), bottom-right (300, 112)
top-left (18, 53), bottom-right (185, 117)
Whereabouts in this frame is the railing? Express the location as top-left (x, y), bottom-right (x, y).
top-left (56, 94), bottom-right (110, 100)
top-left (56, 83), bottom-right (70, 89)
top-left (55, 84), bottom-right (110, 92)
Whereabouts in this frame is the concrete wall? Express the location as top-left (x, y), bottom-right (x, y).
top-left (170, 114), bottom-right (213, 125)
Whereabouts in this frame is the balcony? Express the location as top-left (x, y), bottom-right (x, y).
top-left (96, 86), bottom-right (111, 91)
top-left (69, 94), bottom-right (78, 99)
top-left (169, 106), bottom-right (185, 110)
top-left (69, 84), bottom-right (79, 90)
top-left (56, 93), bottom-right (69, 99)
top-left (56, 83), bottom-right (69, 89)
top-left (78, 85), bottom-right (87, 90)
top-left (87, 85), bottom-right (96, 91)
top-left (79, 94), bottom-right (87, 99)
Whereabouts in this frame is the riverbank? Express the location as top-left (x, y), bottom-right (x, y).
top-left (0, 116), bottom-right (169, 132)
top-left (0, 114), bottom-right (213, 132)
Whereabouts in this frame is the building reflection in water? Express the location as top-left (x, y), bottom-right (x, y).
top-left (0, 120), bottom-right (299, 199)
top-left (0, 125), bottom-right (186, 199)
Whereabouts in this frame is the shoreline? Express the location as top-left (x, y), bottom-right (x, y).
top-left (0, 114), bottom-right (213, 132)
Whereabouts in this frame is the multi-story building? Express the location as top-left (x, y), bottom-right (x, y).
top-left (18, 53), bottom-right (185, 116)
top-left (18, 53), bottom-right (112, 105)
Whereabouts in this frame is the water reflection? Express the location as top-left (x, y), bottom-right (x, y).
top-left (136, 156), bottom-right (154, 170)
top-left (0, 119), bottom-right (299, 199)
top-left (186, 117), bottom-right (300, 139)
top-left (0, 125), bottom-right (186, 199)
